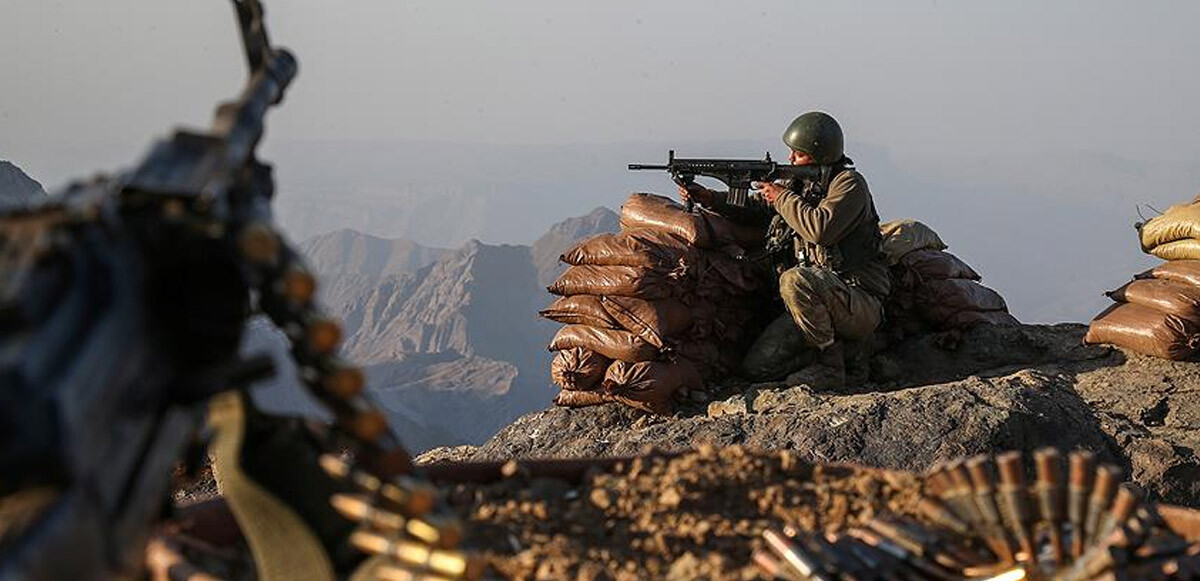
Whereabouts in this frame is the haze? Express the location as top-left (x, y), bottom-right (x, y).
top-left (2, 0), bottom-right (1200, 323)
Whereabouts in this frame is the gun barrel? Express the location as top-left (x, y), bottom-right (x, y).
top-left (628, 164), bottom-right (670, 170)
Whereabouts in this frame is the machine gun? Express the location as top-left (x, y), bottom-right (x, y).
top-left (629, 150), bottom-right (827, 211)
top-left (0, 1), bottom-right (440, 578)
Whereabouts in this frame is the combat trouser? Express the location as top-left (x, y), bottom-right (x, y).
top-left (742, 266), bottom-right (882, 381)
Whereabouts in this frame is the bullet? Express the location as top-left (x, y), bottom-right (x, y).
top-left (280, 265), bottom-right (317, 305)
top-left (1096, 483), bottom-right (1142, 545)
top-left (1068, 450), bottom-right (1095, 558)
top-left (1086, 464), bottom-right (1122, 546)
top-left (917, 498), bottom-right (970, 536)
top-left (350, 530), bottom-right (485, 580)
top-left (306, 316), bottom-right (342, 356)
top-left (1033, 448), bottom-right (1067, 565)
top-left (764, 529), bottom-right (834, 581)
top-left (239, 222), bottom-right (281, 264)
top-left (996, 452), bottom-right (1036, 562)
top-left (331, 494), bottom-right (464, 548)
top-left (965, 455), bottom-right (1016, 563)
top-left (318, 454), bottom-right (437, 516)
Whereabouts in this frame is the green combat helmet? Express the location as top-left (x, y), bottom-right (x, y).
top-left (782, 111), bottom-right (844, 165)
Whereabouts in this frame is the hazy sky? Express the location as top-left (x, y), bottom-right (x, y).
top-left (3, 0), bottom-right (1199, 186)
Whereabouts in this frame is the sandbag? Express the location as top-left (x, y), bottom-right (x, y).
top-left (602, 359), bottom-right (703, 415)
top-left (1139, 202), bottom-right (1200, 251)
top-left (1137, 260), bottom-right (1200, 288)
top-left (600, 296), bottom-right (693, 350)
top-left (918, 279), bottom-right (1008, 324)
top-left (553, 389), bottom-right (610, 408)
top-left (898, 250), bottom-right (981, 281)
top-left (547, 264), bottom-right (680, 299)
top-left (1107, 279), bottom-right (1200, 324)
top-left (619, 193), bottom-right (764, 249)
top-left (539, 295), bottom-right (620, 328)
top-left (549, 347), bottom-right (612, 391)
top-left (1084, 303), bottom-right (1200, 361)
top-left (548, 325), bottom-right (659, 362)
top-left (560, 230), bottom-right (692, 269)
top-left (880, 219), bottom-right (948, 265)
top-left (944, 310), bottom-right (1021, 329)
top-left (1148, 239), bottom-right (1200, 262)
top-left (696, 251), bottom-right (761, 294)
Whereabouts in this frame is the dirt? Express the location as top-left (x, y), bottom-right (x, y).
top-left (443, 445), bottom-right (924, 581)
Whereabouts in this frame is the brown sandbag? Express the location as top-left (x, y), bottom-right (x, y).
top-left (879, 219), bottom-right (948, 265)
top-left (539, 295), bottom-right (620, 328)
top-left (553, 389), bottom-right (610, 408)
top-left (1107, 279), bottom-right (1200, 324)
top-left (600, 296), bottom-right (693, 350)
top-left (560, 230), bottom-right (692, 269)
top-left (548, 325), bottom-right (659, 362)
top-left (1139, 202), bottom-right (1200, 251)
top-left (918, 279), bottom-right (1008, 325)
top-left (1148, 239), bottom-right (1200, 262)
top-left (549, 347), bottom-right (613, 391)
top-left (601, 359), bottom-right (702, 415)
top-left (945, 310), bottom-right (1021, 329)
top-left (697, 250), bottom-right (761, 294)
top-left (547, 264), bottom-right (680, 299)
top-left (619, 193), bottom-right (764, 249)
top-left (1084, 302), bottom-right (1200, 361)
top-left (1137, 260), bottom-right (1200, 288)
top-left (898, 250), bottom-right (981, 281)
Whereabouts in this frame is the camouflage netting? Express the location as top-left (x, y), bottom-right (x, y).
top-left (541, 193), bottom-right (770, 415)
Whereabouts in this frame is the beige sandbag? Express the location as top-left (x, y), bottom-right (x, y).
top-left (1107, 279), bottom-right (1200, 324)
top-left (539, 295), bottom-right (620, 328)
top-left (919, 279), bottom-right (1008, 325)
top-left (879, 219), bottom-right (948, 265)
top-left (898, 250), bottom-right (981, 281)
top-left (1084, 303), bottom-right (1200, 361)
top-left (548, 325), bottom-right (659, 362)
top-left (550, 347), bottom-right (613, 391)
top-left (600, 296), bottom-right (692, 350)
top-left (602, 359), bottom-right (702, 415)
top-left (560, 230), bottom-right (692, 269)
top-left (553, 390), bottom-right (610, 408)
top-left (1149, 239), bottom-right (1200, 261)
top-left (619, 193), bottom-right (764, 249)
top-left (1137, 260), bottom-right (1200, 288)
top-left (547, 264), bottom-right (680, 299)
top-left (1139, 202), bottom-right (1200, 251)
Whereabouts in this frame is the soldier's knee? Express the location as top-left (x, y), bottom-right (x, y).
top-left (778, 267), bottom-right (821, 304)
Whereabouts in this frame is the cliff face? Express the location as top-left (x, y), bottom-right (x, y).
top-left (0, 161), bottom-right (46, 207)
top-left (293, 211), bottom-right (618, 448)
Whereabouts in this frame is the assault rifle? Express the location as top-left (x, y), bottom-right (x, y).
top-left (629, 150), bottom-right (826, 211)
top-left (0, 1), bottom-right (420, 578)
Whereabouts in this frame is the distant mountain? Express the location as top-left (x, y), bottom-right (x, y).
top-left (530, 206), bottom-right (620, 287)
top-left (0, 161), bottom-right (46, 207)
top-left (294, 211), bottom-right (618, 448)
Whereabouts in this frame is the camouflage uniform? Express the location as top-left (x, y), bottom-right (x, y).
top-left (713, 166), bottom-right (889, 381)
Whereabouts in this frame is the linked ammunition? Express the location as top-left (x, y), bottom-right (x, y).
top-left (318, 454), bottom-right (438, 516)
top-left (965, 455), bottom-right (1016, 564)
top-left (238, 221), bottom-right (281, 264)
top-left (279, 264), bottom-right (317, 305)
top-left (764, 529), bottom-right (834, 581)
top-left (1086, 464), bottom-right (1123, 546)
top-left (322, 363), bottom-right (366, 399)
top-left (331, 494), bottom-right (463, 548)
top-left (916, 497), bottom-right (971, 536)
top-left (1068, 450), bottom-right (1096, 559)
top-left (306, 316), bottom-right (343, 356)
top-left (375, 564), bottom-right (456, 581)
top-left (1096, 484), bottom-right (1142, 545)
top-left (846, 528), bottom-right (956, 581)
top-left (1033, 447), bottom-right (1067, 565)
top-left (349, 530), bottom-right (485, 580)
top-left (996, 452), bottom-right (1036, 562)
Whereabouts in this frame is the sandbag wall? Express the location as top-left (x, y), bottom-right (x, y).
top-left (1081, 200), bottom-right (1200, 360)
top-left (879, 219), bottom-right (1019, 337)
top-left (542, 193), bottom-right (768, 415)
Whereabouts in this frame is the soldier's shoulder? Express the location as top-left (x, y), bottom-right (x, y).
top-left (831, 167), bottom-right (869, 193)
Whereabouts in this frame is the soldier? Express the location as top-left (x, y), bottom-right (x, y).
top-left (679, 112), bottom-right (889, 389)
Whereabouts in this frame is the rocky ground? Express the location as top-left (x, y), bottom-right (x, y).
top-left (419, 323), bottom-right (1200, 508)
top-left (444, 446), bottom-right (923, 581)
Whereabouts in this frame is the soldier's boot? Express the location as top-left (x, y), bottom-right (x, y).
top-left (843, 339), bottom-right (872, 387)
top-left (784, 340), bottom-right (845, 391)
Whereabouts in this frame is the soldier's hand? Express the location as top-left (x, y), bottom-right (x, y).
top-left (678, 183), bottom-right (714, 207)
top-left (753, 181), bottom-right (786, 204)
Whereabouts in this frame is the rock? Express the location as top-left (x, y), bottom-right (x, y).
top-left (424, 323), bottom-right (1200, 508)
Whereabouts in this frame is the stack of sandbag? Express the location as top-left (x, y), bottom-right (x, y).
top-left (542, 193), bottom-right (767, 415)
top-left (1138, 200), bottom-right (1200, 260)
top-left (1085, 262), bottom-right (1200, 361)
top-left (880, 219), bottom-right (1019, 336)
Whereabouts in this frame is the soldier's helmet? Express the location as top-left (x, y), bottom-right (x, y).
top-left (782, 111), bottom-right (844, 165)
